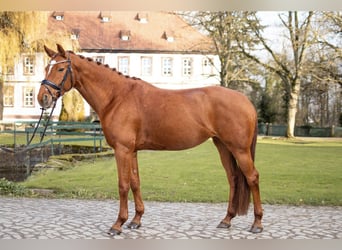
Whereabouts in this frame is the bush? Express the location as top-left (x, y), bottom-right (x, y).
top-left (0, 178), bottom-right (27, 196)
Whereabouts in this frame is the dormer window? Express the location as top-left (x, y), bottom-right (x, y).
top-left (137, 13), bottom-right (148, 23)
top-left (100, 11), bottom-right (111, 23)
top-left (52, 11), bottom-right (64, 21)
top-left (102, 16), bottom-right (110, 22)
top-left (163, 31), bottom-right (175, 42)
top-left (120, 30), bottom-right (131, 41)
top-left (71, 28), bottom-right (80, 40)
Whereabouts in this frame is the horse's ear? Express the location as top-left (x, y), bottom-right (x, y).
top-left (44, 45), bottom-right (56, 58)
top-left (56, 44), bottom-right (66, 57)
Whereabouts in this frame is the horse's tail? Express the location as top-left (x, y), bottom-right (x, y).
top-left (232, 121), bottom-right (257, 215)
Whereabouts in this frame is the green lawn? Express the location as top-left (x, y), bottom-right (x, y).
top-left (21, 137), bottom-right (342, 205)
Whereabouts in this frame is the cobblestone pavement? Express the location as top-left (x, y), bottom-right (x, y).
top-left (0, 197), bottom-right (341, 239)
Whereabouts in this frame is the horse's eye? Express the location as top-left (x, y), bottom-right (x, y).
top-left (58, 68), bottom-right (64, 72)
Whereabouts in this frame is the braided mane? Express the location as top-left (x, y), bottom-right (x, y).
top-left (70, 51), bottom-right (140, 80)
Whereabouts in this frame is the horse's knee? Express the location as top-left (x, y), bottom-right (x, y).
top-left (118, 182), bottom-right (130, 195)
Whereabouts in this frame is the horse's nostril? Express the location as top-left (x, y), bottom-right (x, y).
top-left (40, 94), bottom-right (51, 108)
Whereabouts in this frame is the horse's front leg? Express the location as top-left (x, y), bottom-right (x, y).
top-left (108, 147), bottom-right (133, 236)
top-left (127, 152), bottom-right (144, 229)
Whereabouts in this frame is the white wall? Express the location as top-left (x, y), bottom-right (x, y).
top-left (81, 52), bottom-right (220, 88)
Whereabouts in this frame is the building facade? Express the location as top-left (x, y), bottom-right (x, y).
top-left (2, 11), bottom-right (220, 121)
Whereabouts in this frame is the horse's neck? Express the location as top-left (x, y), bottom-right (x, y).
top-left (72, 55), bottom-right (131, 119)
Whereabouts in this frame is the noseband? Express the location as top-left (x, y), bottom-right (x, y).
top-left (41, 54), bottom-right (74, 101)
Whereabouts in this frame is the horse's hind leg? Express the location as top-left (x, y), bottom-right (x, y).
top-left (127, 152), bottom-right (144, 229)
top-left (213, 137), bottom-right (238, 229)
top-left (233, 149), bottom-right (263, 233)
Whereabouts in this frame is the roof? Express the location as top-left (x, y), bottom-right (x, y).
top-left (48, 11), bottom-right (215, 53)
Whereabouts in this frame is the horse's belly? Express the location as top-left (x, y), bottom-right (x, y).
top-left (137, 126), bottom-right (212, 151)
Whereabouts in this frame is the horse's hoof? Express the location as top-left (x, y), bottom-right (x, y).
top-left (217, 221), bottom-right (231, 229)
top-left (249, 225), bottom-right (263, 234)
top-left (126, 221), bottom-right (141, 229)
top-left (107, 228), bottom-right (122, 236)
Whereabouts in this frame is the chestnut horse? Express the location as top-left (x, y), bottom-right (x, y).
top-left (38, 44), bottom-right (263, 235)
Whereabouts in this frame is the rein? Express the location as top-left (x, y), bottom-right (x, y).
top-left (26, 101), bottom-right (57, 146)
top-left (0, 101), bottom-right (57, 154)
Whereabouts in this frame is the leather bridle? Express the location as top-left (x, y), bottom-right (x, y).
top-left (41, 53), bottom-right (75, 101)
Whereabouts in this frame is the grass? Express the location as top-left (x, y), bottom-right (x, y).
top-left (20, 137), bottom-right (342, 206)
top-left (256, 138), bottom-right (342, 205)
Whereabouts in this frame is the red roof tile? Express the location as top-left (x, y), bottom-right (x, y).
top-left (48, 11), bottom-right (215, 53)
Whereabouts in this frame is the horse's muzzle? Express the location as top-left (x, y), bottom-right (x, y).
top-left (38, 91), bottom-right (54, 109)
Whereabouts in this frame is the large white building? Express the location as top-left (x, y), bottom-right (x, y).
top-left (2, 11), bottom-right (220, 121)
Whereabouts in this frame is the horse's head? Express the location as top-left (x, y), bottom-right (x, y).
top-left (37, 44), bottom-right (75, 109)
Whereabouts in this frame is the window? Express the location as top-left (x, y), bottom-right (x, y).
top-left (141, 57), bottom-right (152, 76)
top-left (23, 87), bottom-right (34, 107)
top-left (120, 30), bottom-right (131, 41)
top-left (70, 34), bottom-right (78, 40)
top-left (118, 57), bottom-right (129, 75)
top-left (52, 12), bottom-right (64, 20)
top-left (93, 56), bottom-right (105, 64)
top-left (162, 57), bottom-right (173, 76)
top-left (163, 31), bottom-right (175, 42)
top-left (71, 28), bottom-right (80, 40)
top-left (4, 86), bottom-right (14, 107)
top-left (100, 11), bottom-right (111, 22)
top-left (23, 56), bottom-right (35, 75)
top-left (137, 13), bottom-right (148, 23)
top-left (202, 57), bottom-right (214, 75)
top-left (182, 58), bottom-right (192, 76)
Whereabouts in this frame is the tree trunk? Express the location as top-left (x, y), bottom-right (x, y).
top-left (286, 80), bottom-right (301, 138)
top-left (0, 76), bottom-right (3, 121)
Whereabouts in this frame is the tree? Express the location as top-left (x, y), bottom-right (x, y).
top-left (182, 11), bottom-right (264, 97)
top-left (292, 12), bottom-right (342, 127)
top-left (299, 49), bottom-right (341, 127)
top-left (0, 11), bottom-right (83, 122)
top-left (59, 89), bottom-right (85, 122)
top-left (307, 12), bottom-right (342, 126)
top-left (239, 11), bottom-right (314, 138)
top-left (0, 11), bottom-right (49, 120)
top-left (258, 71), bottom-right (286, 124)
